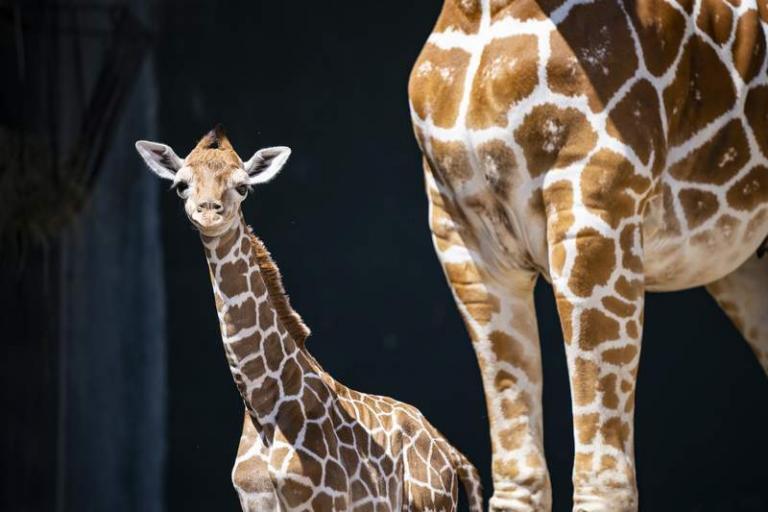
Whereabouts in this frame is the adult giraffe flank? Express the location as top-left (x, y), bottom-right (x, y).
top-left (135, 128), bottom-right (483, 512)
top-left (409, 0), bottom-right (768, 510)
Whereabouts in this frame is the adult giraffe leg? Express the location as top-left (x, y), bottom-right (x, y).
top-left (706, 254), bottom-right (768, 375)
top-left (544, 174), bottom-right (647, 512)
top-left (425, 166), bottom-right (551, 512)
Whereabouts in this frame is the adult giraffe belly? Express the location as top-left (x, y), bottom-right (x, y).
top-left (641, 179), bottom-right (768, 292)
top-left (639, 0), bottom-right (768, 291)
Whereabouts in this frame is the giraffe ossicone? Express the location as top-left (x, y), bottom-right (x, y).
top-left (135, 127), bottom-right (483, 512)
top-left (409, 0), bottom-right (768, 510)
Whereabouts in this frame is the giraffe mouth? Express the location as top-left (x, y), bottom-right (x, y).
top-left (189, 212), bottom-right (235, 237)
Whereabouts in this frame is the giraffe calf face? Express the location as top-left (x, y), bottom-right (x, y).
top-left (135, 127), bottom-right (292, 237)
top-left (174, 161), bottom-right (251, 237)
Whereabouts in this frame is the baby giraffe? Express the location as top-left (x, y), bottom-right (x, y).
top-left (135, 127), bottom-right (482, 512)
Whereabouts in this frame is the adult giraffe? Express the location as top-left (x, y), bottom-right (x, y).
top-left (408, 0), bottom-right (768, 510)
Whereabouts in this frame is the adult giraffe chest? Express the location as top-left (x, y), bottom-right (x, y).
top-left (409, 0), bottom-right (768, 290)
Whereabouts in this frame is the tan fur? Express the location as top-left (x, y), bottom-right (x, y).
top-left (187, 126), bottom-right (242, 170)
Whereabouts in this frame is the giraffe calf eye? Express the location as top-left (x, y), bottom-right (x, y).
top-left (235, 184), bottom-right (249, 196)
top-left (175, 181), bottom-right (189, 197)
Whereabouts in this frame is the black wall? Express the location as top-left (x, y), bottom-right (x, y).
top-left (1, 2), bottom-right (164, 511)
top-left (154, 2), bottom-right (767, 511)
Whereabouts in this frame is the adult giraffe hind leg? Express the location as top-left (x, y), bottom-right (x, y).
top-left (425, 165), bottom-right (551, 512)
top-left (706, 254), bottom-right (768, 375)
top-left (544, 154), bottom-right (651, 511)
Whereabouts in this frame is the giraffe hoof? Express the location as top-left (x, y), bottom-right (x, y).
top-left (489, 489), bottom-right (552, 512)
top-left (572, 487), bottom-right (637, 512)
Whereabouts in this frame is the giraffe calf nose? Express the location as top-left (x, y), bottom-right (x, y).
top-left (197, 201), bottom-right (223, 213)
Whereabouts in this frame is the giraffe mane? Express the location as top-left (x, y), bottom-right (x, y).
top-left (246, 228), bottom-right (312, 347)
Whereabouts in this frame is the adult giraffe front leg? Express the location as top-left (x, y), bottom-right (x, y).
top-left (706, 254), bottom-right (768, 375)
top-left (425, 164), bottom-right (551, 511)
top-left (544, 166), bottom-right (649, 511)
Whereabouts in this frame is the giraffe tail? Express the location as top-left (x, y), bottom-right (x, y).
top-left (451, 448), bottom-right (483, 512)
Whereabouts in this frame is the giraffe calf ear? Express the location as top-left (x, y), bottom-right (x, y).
top-left (135, 140), bottom-right (184, 181)
top-left (244, 146), bottom-right (291, 185)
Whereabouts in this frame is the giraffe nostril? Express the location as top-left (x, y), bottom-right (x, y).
top-left (197, 201), bottom-right (224, 213)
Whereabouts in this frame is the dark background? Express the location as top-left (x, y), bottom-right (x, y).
top-left (155, 1), bottom-right (768, 510)
top-left (3, 1), bottom-right (768, 511)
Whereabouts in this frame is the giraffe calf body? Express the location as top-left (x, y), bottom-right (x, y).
top-left (136, 128), bottom-right (482, 512)
top-left (230, 366), bottom-right (483, 512)
top-left (209, 223), bottom-right (483, 512)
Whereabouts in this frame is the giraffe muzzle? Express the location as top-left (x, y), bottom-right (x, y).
top-left (190, 210), bottom-right (235, 237)
top-left (197, 201), bottom-right (224, 213)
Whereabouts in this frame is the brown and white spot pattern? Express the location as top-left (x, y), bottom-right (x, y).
top-left (206, 218), bottom-right (483, 512)
top-left (409, 0), bottom-right (768, 510)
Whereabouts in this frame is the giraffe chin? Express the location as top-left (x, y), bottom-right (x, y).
top-left (190, 215), bottom-right (237, 238)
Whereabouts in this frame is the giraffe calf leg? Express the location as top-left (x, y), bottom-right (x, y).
top-left (235, 490), bottom-right (280, 512)
top-left (232, 412), bottom-right (279, 511)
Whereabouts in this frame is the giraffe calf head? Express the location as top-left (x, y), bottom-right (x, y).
top-left (135, 126), bottom-right (291, 237)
